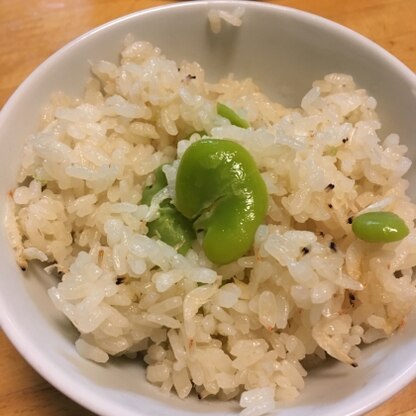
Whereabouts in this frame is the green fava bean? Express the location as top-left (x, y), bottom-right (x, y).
top-left (352, 211), bottom-right (409, 243)
top-left (217, 103), bottom-right (250, 129)
top-left (147, 205), bottom-right (195, 255)
top-left (175, 139), bottom-right (268, 264)
top-left (142, 165), bottom-right (195, 255)
top-left (141, 165), bottom-right (167, 206)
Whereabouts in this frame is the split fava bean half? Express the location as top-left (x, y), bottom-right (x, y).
top-left (175, 139), bottom-right (268, 264)
top-left (352, 211), bottom-right (409, 243)
top-left (142, 166), bottom-right (195, 255)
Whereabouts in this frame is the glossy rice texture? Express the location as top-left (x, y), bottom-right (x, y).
top-left (7, 37), bottom-right (416, 415)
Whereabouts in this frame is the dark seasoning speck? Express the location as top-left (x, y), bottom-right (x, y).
top-left (394, 270), bottom-right (403, 279)
top-left (301, 247), bottom-right (310, 256)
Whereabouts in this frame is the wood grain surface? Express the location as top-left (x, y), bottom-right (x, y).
top-left (0, 1), bottom-right (415, 415)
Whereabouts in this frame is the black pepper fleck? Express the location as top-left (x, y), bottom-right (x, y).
top-left (328, 203), bottom-right (333, 208)
top-left (342, 138), bottom-right (349, 143)
top-left (325, 183), bottom-right (335, 191)
top-left (351, 362), bottom-right (358, 368)
top-left (330, 241), bottom-right (337, 252)
top-left (301, 247), bottom-right (310, 255)
top-left (116, 277), bottom-right (124, 285)
top-left (347, 217), bottom-right (353, 224)
top-left (186, 74), bottom-right (196, 80)
top-left (394, 270), bottom-right (403, 279)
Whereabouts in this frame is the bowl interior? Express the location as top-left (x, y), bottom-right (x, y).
top-left (0, 2), bottom-right (415, 416)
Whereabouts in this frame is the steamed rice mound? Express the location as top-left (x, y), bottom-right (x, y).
top-left (7, 37), bottom-right (416, 413)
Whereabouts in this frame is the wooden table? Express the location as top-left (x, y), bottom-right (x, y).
top-left (0, 0), bottom-right (415, 415)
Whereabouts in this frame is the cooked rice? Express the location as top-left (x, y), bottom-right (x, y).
top-left (208, 6), bottom-right (245, 34)
top-left (7, 36), bottom-right (416, 415)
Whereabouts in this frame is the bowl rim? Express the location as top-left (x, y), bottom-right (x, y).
top-left (1, 2), bottom-right (415, 416)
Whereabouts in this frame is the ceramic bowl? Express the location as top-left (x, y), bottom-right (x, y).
top-left (1, 2), bottom-right (415, 416)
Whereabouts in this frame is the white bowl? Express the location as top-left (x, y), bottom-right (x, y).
top-left (1, 2), bottom-right (415, 416)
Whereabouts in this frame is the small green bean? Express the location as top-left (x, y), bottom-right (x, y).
top-left (141, 165), bottom-right (168, 206)
top-left (147, 204), bottom-right (195, 255)
top-left (142, 165), bottom-right (195, 255)
top-left (351, 211), bottom-right (409, 243)
top-left (217, 102), bottom-right (250, 129)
